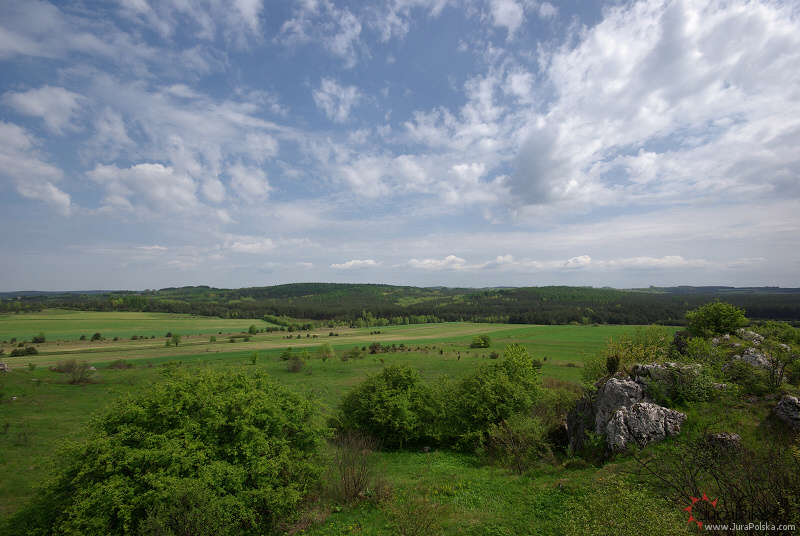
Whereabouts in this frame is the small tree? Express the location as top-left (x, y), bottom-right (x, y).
top-left (249, 351), bottom-right (259, 366)
top-left (171, 333), bottom-right (182, 346)
top-left (685, 300), bottom-right (748, 338)
top-left (469, 335), bottom-right (492, 348)
top-left (4, 369), bottom-right (326, 535)
top-left (316, 342), bottom-right (335, 362)
top-left (335, 363), bottom-right (431, 448)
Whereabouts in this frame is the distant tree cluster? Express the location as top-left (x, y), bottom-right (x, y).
top-left (3, 284), bottom-right (800, 326)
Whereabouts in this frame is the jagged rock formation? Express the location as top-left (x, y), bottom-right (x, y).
top-left (774, 395), bottom-right (800, 430)
top-left (605, 402), bottom-right (686, 452)
top-left (567, 367), bottom-right (689, 453)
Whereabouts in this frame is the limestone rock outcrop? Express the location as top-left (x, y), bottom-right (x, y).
top-left (567, 369), bottom-right (688, 453)
top-left (774, 395), bottom-right (800, 430)
top-left (605, 402), bottom-right (686, 452)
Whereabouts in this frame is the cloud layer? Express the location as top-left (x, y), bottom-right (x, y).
top-left (1, 0), bottom-right (798, 290)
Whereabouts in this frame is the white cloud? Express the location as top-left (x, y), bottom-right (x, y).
top-left (0, 121), bottom-right (71, 215)
top-left (331, 259), bottom-right (380, 269)
top-left (537, 2), bottom-right (556, 20)
top-left (312, 78), bottom-right (362, 122)
top-left (221, 233), bottom-right (276, 254)
top-left (116, 0), bottom-right (264, 48)
top-left (228, 162), bottom-right (272, 202)
top-left (509, 0), bottom-right (800, 210)
top-left (408, 255), bottom-right (467, 270)
top-left (276, 0), bottom-right (362, 67)
top-left (87, 162), bottom-right (205, 218)
top-left (489, 0), bottom-right (525, 39)
top-left (3, 86), bottom-right (85, 134)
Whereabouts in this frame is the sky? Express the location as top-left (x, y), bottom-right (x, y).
top-left (1, 0), bottom-right (799, 291)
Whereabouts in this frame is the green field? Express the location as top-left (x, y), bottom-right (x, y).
top-left (1, 311), bottom-right (688, 533)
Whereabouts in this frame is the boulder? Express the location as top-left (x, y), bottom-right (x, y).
top-left (734, 347), bottom-right (773, 369)
top-left (593, 377), bottom-right (645, 433)
top-left (632, 362), bottom-right (700, 384)
top-left (0, 362), bottom-right (10, 373)
top-left (605, 402), bottom-right (686, 452)
top-left (774, 395), bottom-right (800, 430)
top-left (736, 329), bottom-right (765, 345)
top-left (704, 432), bottom-right (741, 451)
top-left (566, 376), bottom-right (644, 451)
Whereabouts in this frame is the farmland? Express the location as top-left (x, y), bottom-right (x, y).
top-left (0, 312), bottom-right (631, 518)
top-left (1, 308), bottom-right (797, 535)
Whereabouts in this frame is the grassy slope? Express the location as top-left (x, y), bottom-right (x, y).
top-left (2, 311), bottom-right (679, 533)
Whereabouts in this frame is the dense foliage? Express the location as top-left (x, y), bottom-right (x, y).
top-left (1, 369), bottom-right (326, 536)
top-left (333, 363), bottom-right (431, 448)
top-left (3, 284), bottom-right (800, 326)
top-left (684, 300), bottom-right (749, 337)
top-left (434, 343), bottom-right (542, 449)
top-left (333, 344), bottom-right (542, 451)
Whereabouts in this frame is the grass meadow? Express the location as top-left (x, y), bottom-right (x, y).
top-left (1, 310), bottom-right (689, 534)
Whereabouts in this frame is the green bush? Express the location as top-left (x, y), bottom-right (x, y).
top-left (645, 365), bottom-right (717, 407)
top-left (9, 346), bottom-right (38, 357)
top-left (685, 300), bottom-right (748, 338)
top-left (634, 434), bottom-right (800, 531)
top-left (469, 335), bottom-right (491, 348)
top-left (334, 363), bottom-right (431, 448)
top-left (582, 326), bottom-right (673, 384)
top-left (435, 343), bottom-right (542, 450)
top-left (287, 354), bottom-right (304, 372)
top-left (2, 369), bottom-right (326, 536)
top-left (480, 414), bottom-right (554, 474)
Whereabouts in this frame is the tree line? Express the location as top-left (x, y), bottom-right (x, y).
top-left (2, 284), bottom-right (800, 326)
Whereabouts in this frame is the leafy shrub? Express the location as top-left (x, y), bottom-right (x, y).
top-left (91, 333), bottom-right (102, 341)
top-left (249, 350), bottom-right (258, 365)
top-left (685, 300), bottom-right (748, 338)
top-left (469, 335), bottom-right (491, 348)
top-left (2, 369), bottom-right (326, 536)
top-left (108, 359), bottom-right (134, 369)
top-left (334, 363), bottom-right (431, 448)
top-left (435, 343), bottom-right (542, 450)
top-left (287, 354), bottom-right (304, 372)
top-left (316, 342), bottom-right (335, 361)
top-left (50, 359), bottom-right (77, 373)
top-left (724, 359), bottom-right (769, 395)
top-left (9, 346), bottom-right (38, 357)
top-left (31, 332), bottom-right (46, 344)
top-left (582, 326), bottom-right (673, 384)
top-left (634, 433), bottom-right (800, 531)
top-left (69, 361), bottom-right (95, 385)
top-left (280, 347), bottom-right (294, 361)
top-left (645, 365), bottom-right (717, 406)
top-left (324, 430), bottom-right (385, 504)
top-left (480, 414), bottom-right (554, 474)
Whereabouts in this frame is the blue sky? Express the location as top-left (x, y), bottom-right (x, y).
top-left (1, 0), bottom-right (798, 291)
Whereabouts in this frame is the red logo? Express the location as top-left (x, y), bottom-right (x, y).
top-left (683, 493), bottom-right (718, 529)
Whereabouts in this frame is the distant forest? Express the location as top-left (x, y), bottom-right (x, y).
top-left (2, 284), bottom-right (800, 327)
